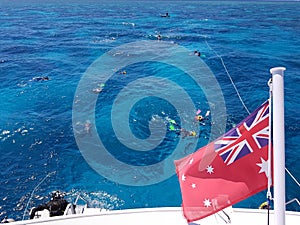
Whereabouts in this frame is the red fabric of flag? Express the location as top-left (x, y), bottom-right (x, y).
top-left (174, 101), bottom-right (271, 222)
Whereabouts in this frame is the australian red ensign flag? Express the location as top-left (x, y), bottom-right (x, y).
top-left (174, 100), bottom-right (271, 222)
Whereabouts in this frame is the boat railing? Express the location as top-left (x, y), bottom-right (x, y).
top-left (64, 194), bottom-right (90, 216)
top-left (74, 194), bottom-right (89, 206)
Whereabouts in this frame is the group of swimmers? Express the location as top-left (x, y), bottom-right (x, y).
top-left (92, 70), bottom-right (127, 94)
top-left (157, 13), bottom-right (168, 40)
top-left (167, 110), bottom-right (210, 138)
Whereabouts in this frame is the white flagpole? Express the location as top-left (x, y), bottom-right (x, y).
top-left (270, 67), bottom-right (286, 225)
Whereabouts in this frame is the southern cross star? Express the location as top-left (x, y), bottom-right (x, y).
top-left (203, 199), bottom-right (212, 207)
top-left (256, 157), bottom-right (269, 177)
top-left (189, 158), bottom-right (194, 164)
top-left (206, 165), bottom-right (214, 174)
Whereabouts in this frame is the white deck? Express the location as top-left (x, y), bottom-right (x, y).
top-left (8, 207), bottom-right (300, 225)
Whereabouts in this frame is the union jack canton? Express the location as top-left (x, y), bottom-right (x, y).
top-left (214, 101), bottom-right (269, 165)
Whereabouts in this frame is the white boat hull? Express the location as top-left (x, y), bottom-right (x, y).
top-left (8, 207), bottom-right (300, 225)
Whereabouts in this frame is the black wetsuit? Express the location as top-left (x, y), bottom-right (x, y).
top-left (30, 199), bottom-right (68, 219)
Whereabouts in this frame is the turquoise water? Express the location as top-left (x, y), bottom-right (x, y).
top-left (0, 0), bottom-right (300, 220)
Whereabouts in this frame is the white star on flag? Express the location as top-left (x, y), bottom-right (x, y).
top-left (206, 165), bottom-right (214, 174)
top-left (256, 157), bottom-right (269, 177)
top-left (203, 199), bottom-right (212, 207)
top-left (191, 183), bottom-right (196, 189)
top-left (182, 174), bottom-right (186, 181)
top-left (189, 158), bottom-right (194, 164)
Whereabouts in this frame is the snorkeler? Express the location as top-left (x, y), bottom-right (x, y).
top-left (194, 110), bottom-right (210, 123)
top-left (73, 120), bottom-right (92, 137)
top-left (92, 87), bottom-right (103, 93)
top-left (31, 76), bottom-right (49, 82)
top-left (160, 12), bottom-right (170, 17)
top-left (179, 128), bottom-right (197, 138)
top-left (84, 120), bottom-right (92, 134)
top-left (92, 83), bottom-right (105, 93)
top-left (194, 50), bottom-right (201, 57)
top-left (195, 115), bottom-right (204, 121)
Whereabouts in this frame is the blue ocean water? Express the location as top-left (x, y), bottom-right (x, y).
top-left (0, 0), bottom-right (300, 221)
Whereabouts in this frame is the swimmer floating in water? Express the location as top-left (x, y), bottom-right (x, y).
top-left (84, 120), bottom-right (92, 134)
top-left (195, 115), bottom-right (204, 121)
top-left (92, 83), bottom-right (105, 94)
top-left (30, 76), bottom-right (49, 82)
top-left (166, 117), bottom-right (179, 131)
top-left (194, 109), bottom-right (210, 123)
top-left (160, 12), bottom-right (170, 17)
top-left (193, 50), bottom-right (206, 58)
top-left (120, 70), bottom-right (127, 75)
top-left (166, 117), bottom-right (197, 138)
top-left (179, 128), bottom-right (197, 138)
top-left (92, 88), bottom-right (102, 93)
top-left (194, 50), bottom-right (201, 57)
top-left (74, 120), bottom-right (92, 137)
